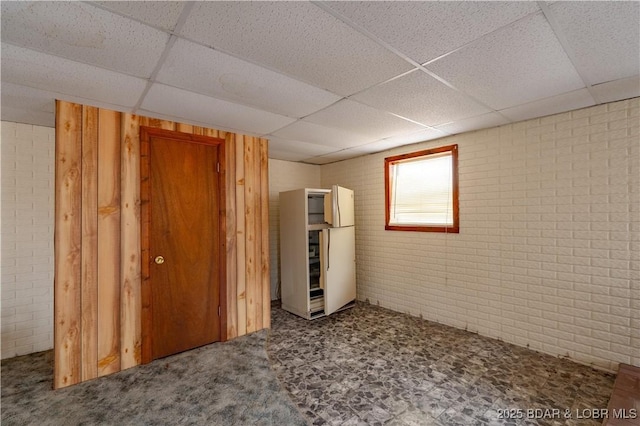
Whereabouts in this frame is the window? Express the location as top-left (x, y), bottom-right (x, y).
top-left (385, 144), bottom-right (459, 233)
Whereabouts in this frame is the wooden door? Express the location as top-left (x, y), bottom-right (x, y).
top-left (141, 128), bottom-right (225, 362)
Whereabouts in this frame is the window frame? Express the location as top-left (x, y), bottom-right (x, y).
top-left (384, 144), bottom-right (459, 233)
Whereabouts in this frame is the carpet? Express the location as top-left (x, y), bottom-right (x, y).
top-left (1, 330), bottom-right (308, 426)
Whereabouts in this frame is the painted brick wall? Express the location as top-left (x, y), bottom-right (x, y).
top-left (321, 98), bottom-right (640, 371)
top-left (1, 121), bottom-right (55, 359)
top-left (268, 159), bottom-right (321, 300)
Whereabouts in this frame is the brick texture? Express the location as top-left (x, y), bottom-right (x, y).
top-left (1, 122), bottom-right (55, 359)
top-left (320, 98), bottom-right (640, 372)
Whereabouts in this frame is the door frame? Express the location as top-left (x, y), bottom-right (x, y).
top-left (139, 126), bottom-right (227, 364)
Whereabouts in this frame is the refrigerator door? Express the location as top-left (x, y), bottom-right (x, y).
top-left (324, 185), bottom-right (355, 228)
top-left (319, 227), bottom-right (356, 315)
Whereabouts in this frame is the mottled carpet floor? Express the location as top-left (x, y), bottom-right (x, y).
top-left (2, 302), bottom-right (615, 426)
top-left (267, 302), bottom-right (615, 426)
top-left (1, 330), bottom-right (306, 426)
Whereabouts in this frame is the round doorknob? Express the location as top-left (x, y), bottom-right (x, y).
top-left (154, 256), bottom-right (165, 265)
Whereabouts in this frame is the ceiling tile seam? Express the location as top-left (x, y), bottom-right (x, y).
top-left (28, 0), bottom-right (199, 87)
top-left (348, 131), bottom-right (446, 154)
top-left (81, 1), bottom-right (182, 36)
top-left (172, 1), bottom-right (196, 35)
top-left (420, 9), bottom-right (545, 68)
top-left (0, 40), bottom-right (155, 83)
top-left (311, 1), bottom-right (426, 72)
top-left (258, 120), bottom-right (304, 139)
top-left (343, 68), bottom-right (421, 100)
top-left (311, 1), bottom-right (511, 125)
top-left (495, 87), bottom-right (593, 117)
top-left (290, 95), bottom-right (444, 135)
top-left (383, 111), bottom-right (450, 135)
top-left (136, 80), bottom-right (304, 125)
top-left (415, 67), bottom-right (512, 124)
top-left (137, 108), bottom-right (263, 138)
top-left (150, 75), bottom-right (338, 123)
top-left (261, 97), bottom-right (361, 139)
top-left (132, 35), bottom-right (177, 113)
top-left (4, 80), bottom-right (131, 115)
top-left (537, 1), bottom-right (598, 103)
top-left (132, 2), bottom-right (196, 114)
top-left (171, 31), bottom-right (350, 100)
top-left (305, 148), bottom-right (351, 162)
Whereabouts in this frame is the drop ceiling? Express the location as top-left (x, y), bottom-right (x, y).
top-left (2, 1), bottom-right (639, 165)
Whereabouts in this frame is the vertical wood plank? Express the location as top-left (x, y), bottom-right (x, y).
top-left (260, 139), bottom-right (271, 329)
top-left (176, 123), bottom-right (193, 134)
top-left (217, 136), bottom-right (228, 342)
top-left (81, 106), bottom-right (98, 381)
top-left (205, 128), bottom-right (220, 139)
top-left (244, 138), bottom-right (257, 333)
top-left (55, 104), bottom-right (270, 385)
top-left (139, 125), bottom-right (151, 364)
top-left (253, 138), bottom-right (263, 331)
top-left (97, 109), bottom-right (121, 376)
top-left (236, 136), bottom-right (247, 337)
top-left (147, 118), bottom-right (175, 131)
top-left (121, 114), bottom-right (142, 368)
top-left (54, 100), bottom-right (83, 389)
top-left (225, 134), bottom-right (238, 339)
top-left (192, 126), bottom-right (205, 136)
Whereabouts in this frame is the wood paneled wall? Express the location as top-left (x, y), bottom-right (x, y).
top-left (54, 101), bottom-right (270, 388)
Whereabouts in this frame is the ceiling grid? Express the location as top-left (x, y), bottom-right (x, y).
top-left (1, 1), bottom-right (638, 164)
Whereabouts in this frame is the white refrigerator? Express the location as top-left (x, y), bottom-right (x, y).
top-left (320, 185), bottom-right (356, 315)
top-left (279, 185), bottom-right (356, 319)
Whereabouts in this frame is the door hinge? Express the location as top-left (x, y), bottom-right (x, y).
top-left (218, 306), bottom-right (221, 317)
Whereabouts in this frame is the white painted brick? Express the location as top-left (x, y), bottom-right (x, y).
top-left (309, 99), bottom-right (639, 372)
top-left (1, 122), bottom-right (54, 360)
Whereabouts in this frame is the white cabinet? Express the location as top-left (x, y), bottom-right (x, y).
top-left (279, 187), bottom-right (356, 320)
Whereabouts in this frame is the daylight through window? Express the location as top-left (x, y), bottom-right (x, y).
top-left (385, 144), bottom-right (459, 233)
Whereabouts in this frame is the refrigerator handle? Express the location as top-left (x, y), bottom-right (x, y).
top-left (326, 229), bottom-right (330, 270)
top-left (335, 187), bottom-right (341, 227)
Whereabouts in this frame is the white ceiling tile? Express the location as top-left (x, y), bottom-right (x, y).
top-left (1, 83), bottom-right (55, 127)
top-left (381, 127), bottom-right (449, 147)
top-left (178, 1), bottom-right (413, 96)
top-left (1, 82), bottom-right (55, 114)
top-left (341, 139), bottom-right (409, 156)
top-left (500, 89), bottom-right (595, 122)
top-left (1, 2), bottom-right (169, 77)
top-left (302, 99), bottom-right (426, 139)
top-left (435, 112), bottom-right (510, 136)
top-left (271, 121), bottom-right (371, 149)
top-left (427, 13), bottom-right (584, 110)
top-left (0, 81), bottom-right (139, 127)
top-left (302, 154), bottom-right (351, 166)
top-left (352, 70), bottom-right (490, 126)
top-left (1, 105), bottom-right (53, 128)
top-left (590, 76), bottom-right (640, 105)
top-left (1, 44), bottom-right (147, 108)
top-left (549, 1), bottom-right (640, 85)
top-left (268, 150), bottom-right (312, 163)
top-left (136, 109), bottom-right (251, 136)
top-left (303, 151), bottom-right (355, 165)
top-left (268, 137), bottom-right (336, 157)
top-left (155, 38), bottom-right (341, 118)
top-left (92, 1), bottom-right (185, 32)
top-left (140, 84), bottom-right (296, 135)
top-left (324, 1), bottom-right (539, 63)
